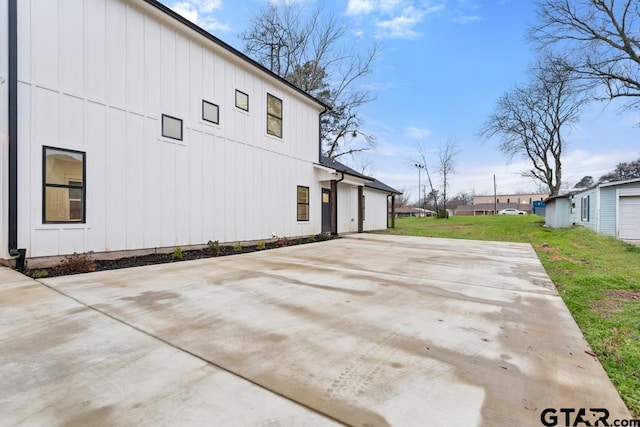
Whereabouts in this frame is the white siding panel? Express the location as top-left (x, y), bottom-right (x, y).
top-left (17, 0), bottom-right (31, 82)
top-left (34, 229), bottom-right (60, 257)
top-left (61, 94), bottom-right (84, 148)
top-left (61, 0), bottom-right (84, 95)
top-left (160, 141), bottom-right (176, 246)
top-left (126, 6), bottom-right (145, 113)
top-left (143, 118), bottom-right (161, 248)
top-left (363, 189), bottom-right (389, 231)
top-left (175, 34), bottom-right (190, 118)
top-left (18, 84), bottom-right (33, 255)
top-left (60, 228), bottom-right (85, 255)
top-left (106, 107), bottom-right (127, 251)
top-left (175, 144), bottom-right (189, 245)
top-left (84, 0), bottom-right (107, 101)
top-left (106, 0), bottom-right (126, 108)
top-left (85, 101), bottom-right (107, 252)
top-left (201, 133), bottom-right (216, 241)
top-left (32, 0), bottom-right (59, 87)
top-left (188, 129), bottom-right (203, 244)
top-left (189, 42), bottom-right (203, 124)
top-left (144, 17), bottom-right (161, 115)
top-left (126, 113), bottom-right (145, 249)
top-left (34, 87), bottom-right (60, 146)
top-left (160, 26), bottom-right (176, 113)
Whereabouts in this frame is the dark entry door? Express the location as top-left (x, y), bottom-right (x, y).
top-left (321, 188), bottom-right (331, 233)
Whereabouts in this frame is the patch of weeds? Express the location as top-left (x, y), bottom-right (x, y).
top-left (256, 241), bottom-right (266, 251)
top-left (53, 252), bottom-right (96, 276)
top-left (233, 242), bottom-right (243, 254)
top-left (314, 232), bottom-right (332, 241)
top-left (30, 269), bottom-right (49, 279)
top-left (295, 238), bottom-right (304, 245)
top-left (208, 240), bottom-right (221, 257)
top-left (171, 247), bottom-right (183, 261)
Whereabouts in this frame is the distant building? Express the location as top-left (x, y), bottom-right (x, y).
top-left (455, 193), bottom-right (549, 216)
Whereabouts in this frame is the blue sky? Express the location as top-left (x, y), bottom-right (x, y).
top-left (161, 0), bottom-right (639, 200)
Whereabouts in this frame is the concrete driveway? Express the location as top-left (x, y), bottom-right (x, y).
top-left (1, 234), bottom-right (631, 426)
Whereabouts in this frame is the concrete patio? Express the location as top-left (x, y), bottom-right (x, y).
top-left (0, 234), bottom-right (631, 426)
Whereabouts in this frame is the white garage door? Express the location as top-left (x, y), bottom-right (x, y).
top-left (619, 196), bottom-right (640, 239)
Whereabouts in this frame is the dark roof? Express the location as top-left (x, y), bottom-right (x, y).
top-left (318, 156), bottom-right (373, 181)
top-left (143, 0), bottom-right (330, 111)
top-left (366, 179), bottom-right (401, 194)
top-left (318, 156), bottom-right (400, 194)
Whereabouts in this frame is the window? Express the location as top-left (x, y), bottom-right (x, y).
top-left (162, 114), bottom-right (183, 140)
top-left (43, 146), bottom-right (86, 223)
top-left (297, 186), bottom-right (309, 221)
top-left (267, 93), bottom-right (283, 138)
top-left (581, 196), bottom-right (590, 221)
top-left (235, 90), bottom-right (249, 111)
top-left (202, 100), bottom-right (219, 124)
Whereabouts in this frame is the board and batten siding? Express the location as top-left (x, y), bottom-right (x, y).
top-left (363, 188), bottom-right (390, 232)
top-left (0, 0), bottom-right (8, 259)
top-left (17, 0), bottom-right (324, 257)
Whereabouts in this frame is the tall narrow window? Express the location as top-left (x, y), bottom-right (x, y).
top-left (235, 90), bottom-right (249, 111)
top-left (162, 114), bottom-right (183, 140)
top-left (297, 186), bottom-right (309, 221)
top-left (267, 93), bottom-right (283, 138)
top-left (43, 147), bottom-right (86, 223)
top-left (202, 100), bottom-right (219, 124)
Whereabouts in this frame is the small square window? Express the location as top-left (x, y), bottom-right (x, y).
top-left (162, 114), bottom-right (183, 140)
top-left (202, 100), bottom-right (219, 124)
top-left (267, 93), bottom-right (283, 138)
top-left (235, 90), bottom-right (249, 111)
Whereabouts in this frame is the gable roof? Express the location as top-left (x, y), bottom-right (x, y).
top-left (142, 0), bottom-right (329, 111)
top-left (599, 177), bottom-right (640, 188)
top-left (318, 156), bottom-right (400, 194)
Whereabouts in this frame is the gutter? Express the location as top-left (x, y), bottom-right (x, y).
top-left (8, 0), bottom-right (24, 270)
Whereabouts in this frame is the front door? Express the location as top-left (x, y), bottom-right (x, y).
top-left (321, 188), bottom-right (331, 233)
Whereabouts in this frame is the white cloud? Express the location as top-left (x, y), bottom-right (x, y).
top-left (347, 0), bottom-right (376, 15)
top-left (168, 0), bottom-right (230, 33)
top-left (376, 6), bottom-right (426, 39)
top-left (404, 126), bottom-right (432, 140)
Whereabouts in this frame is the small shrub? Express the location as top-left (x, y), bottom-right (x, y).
top-left (233, 242), bottom-right (243, 253)
top-left (275, 237), bottom-right (290, 247)
top-left (256, 241), bottom-right (266, 251)
top-left (31, 269), bottom-right (49, 279)
top-left (308, 234), bottom-right (316, 242)
top-left (208, 240), bottom-right (222, 257)
top-left (314, 233), bottom-right (331, 241)
top-left (52, 252), bottom-right (96, 275)
top-left (171, 247), bottom-right (183, 261)
top-left (295, 238), bottom-right (304, 245)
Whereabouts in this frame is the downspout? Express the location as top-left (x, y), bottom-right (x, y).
top-left (331, 171), bottom-right (344, 236)
top-left (8, 0), bottom-right (24, 270)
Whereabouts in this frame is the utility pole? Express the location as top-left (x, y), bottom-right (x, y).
top-left (415, 163), bottom-right (425, 217)
top-left (493, 174), bottom-right (497, 215)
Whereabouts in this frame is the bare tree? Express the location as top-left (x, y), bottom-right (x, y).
top-left (480, 54), bottom-right (588, 196)
top-left (240, 3), bottom-right (378, 158)
top-left (437, 139), bottom-right (460, 218)
top-left (394, 188), bottom-right (412, 208)
top-left (531, 0), bottom-right (640, 107)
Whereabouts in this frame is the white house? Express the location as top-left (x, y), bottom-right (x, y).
top-left (544, 178), bottom-right (640, 242)
top-left (0, 0), bottom-right (399, 269)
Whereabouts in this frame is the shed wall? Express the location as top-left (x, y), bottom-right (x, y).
top-left (362, 188), bottom-right (389, 231)
top-left (0, 0), bottom-right (8, 259)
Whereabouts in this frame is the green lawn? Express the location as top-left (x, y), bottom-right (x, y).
top-left (377, 215), bottom-right (640, 416)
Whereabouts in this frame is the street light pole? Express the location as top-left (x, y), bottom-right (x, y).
top-left (415, 163), bottom-right (425, 217)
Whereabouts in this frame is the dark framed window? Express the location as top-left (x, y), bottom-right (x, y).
top-left (267, 93), bottom-right (283, 138)
top-left (43, 146), bottom-right (86, 223)
top-left (297, 186), bottom-right (309, 221)
top-left (235, 90), bottom-right (249, 111)
top-left (202, 100), bottom-right (219, 124)
top-left (162, 114), bottom-right (183, 140)
top-left (581, 196), bottom-right (590, 221)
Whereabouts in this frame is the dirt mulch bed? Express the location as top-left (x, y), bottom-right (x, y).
top-left (26, 235), bottom-right (336, 279)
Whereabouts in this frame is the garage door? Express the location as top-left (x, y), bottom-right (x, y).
top-left (619, 195), bottom-right (640, 239)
